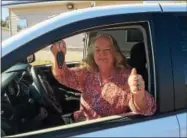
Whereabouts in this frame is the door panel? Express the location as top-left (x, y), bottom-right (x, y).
top-left (76, 115), bottom-right (179, 137)
top-left (169, 14), bottom-right (187, 110)
top-left (177, 112), bottom-right (187, 137)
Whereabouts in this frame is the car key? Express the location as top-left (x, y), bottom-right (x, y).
top-left (56, 41), bottom-right (65, 69)
top-left (56, 51), bottom-right (64, 69)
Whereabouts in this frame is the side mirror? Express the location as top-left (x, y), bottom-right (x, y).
top-left (27, 54), bottom-right (35, 63)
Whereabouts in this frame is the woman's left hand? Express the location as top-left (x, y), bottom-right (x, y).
top-left (128, 68), bottom-right (145, 98)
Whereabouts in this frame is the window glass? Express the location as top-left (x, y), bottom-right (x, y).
top-left (17, 19), bottom-right (27, 32)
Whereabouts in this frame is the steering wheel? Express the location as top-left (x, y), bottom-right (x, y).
top-left (30, 66), bottom-right (62, 113)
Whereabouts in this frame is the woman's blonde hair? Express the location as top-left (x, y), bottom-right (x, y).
top-left (79, 33), bottom-right (128, 71)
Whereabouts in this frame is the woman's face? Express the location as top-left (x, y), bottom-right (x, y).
top-left (93, 37), bottom-right (115, 69)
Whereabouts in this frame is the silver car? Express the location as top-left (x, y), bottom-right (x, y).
top-left (1, 3), bottom-right (187, 137)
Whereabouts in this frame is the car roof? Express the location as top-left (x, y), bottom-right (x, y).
top-left (2, 3), bottom-right (186, 57)
top-left (160, 3), bottom-right (187, 12)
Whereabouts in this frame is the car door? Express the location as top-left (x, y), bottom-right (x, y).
top-left (2, 5), bottom-right (181, 138)
top-left (168, 13), bottom-right (187, 137)
top-left (176, 16), bottom-right (187, 138)
top-left (75, 115), bottom-right (179, 137)
top-left (177, 113), bottom-right (187, 137)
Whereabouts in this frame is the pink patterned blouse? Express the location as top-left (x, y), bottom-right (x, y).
top-left (53, 64), bottom-right (156, 122)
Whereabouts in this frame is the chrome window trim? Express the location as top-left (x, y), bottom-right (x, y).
top-left (147, 21), bottom-right (157, 100)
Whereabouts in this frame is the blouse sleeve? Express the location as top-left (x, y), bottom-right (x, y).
top-left (52, 62), bottom-right (86, 92)
top-left (128, 91), bottom-right (157, 116)
top-left (121, 68), bottom-right (156, 116)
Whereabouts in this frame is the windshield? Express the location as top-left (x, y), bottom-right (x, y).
top-left (32, 33), bottom-right (85, 66)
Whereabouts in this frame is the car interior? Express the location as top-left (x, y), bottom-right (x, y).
top-left (1, 27), bottom-right (150, 136)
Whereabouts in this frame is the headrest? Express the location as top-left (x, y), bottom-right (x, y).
top-left (129, 42), bottom-right (146, 68)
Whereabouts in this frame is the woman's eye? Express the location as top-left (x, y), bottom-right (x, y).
top-left (104, 49), bottom-right (111, 52)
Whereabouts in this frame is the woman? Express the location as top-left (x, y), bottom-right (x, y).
top-left (51, 34), bottom-right (156, 122)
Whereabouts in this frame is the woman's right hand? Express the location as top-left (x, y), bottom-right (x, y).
top-left (50, 39), bottom-right (66, 56)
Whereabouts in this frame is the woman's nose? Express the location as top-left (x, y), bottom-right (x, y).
top-left (100, 50), bottom-right (107, 56)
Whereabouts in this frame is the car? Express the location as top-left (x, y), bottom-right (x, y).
top-left (1, 3), bottom-right (187, 137)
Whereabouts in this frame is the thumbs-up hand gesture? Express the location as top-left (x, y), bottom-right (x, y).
top-left (128, 68), bottom-right (145, 96)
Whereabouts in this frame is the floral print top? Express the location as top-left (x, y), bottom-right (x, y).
top-left (53, 64), bottom-right (156, 122)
